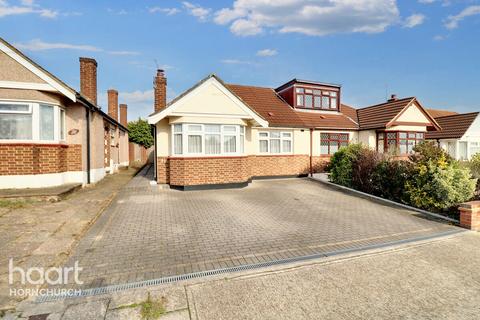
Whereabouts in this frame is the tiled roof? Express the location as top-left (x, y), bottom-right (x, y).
top-left (427, 109), bottom-right (458, 118)
top-left (356, 97), bottom-right (415, 130)
top-left (226, 84), bottom-right (359, 129)
top-left (340, 104), bottom-right (359, 124)
top-left (426, 112), bottom-right (479, 140)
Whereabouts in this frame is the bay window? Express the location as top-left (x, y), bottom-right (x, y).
top-left (377, 131), bottom-right (424, 154)
top-left (171, 124), bottom-right (245, 156)
top-left (258, 131), bottom-right (292, 154)
top-left (321, 133), bottom-right (349, 155)
top-left (0, 101), bottom-right (65, 142)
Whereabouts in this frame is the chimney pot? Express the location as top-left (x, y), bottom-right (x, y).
top-left (79, 57), bottom-right (98, 105)
top-left (119, 104), bottom-right (128, 127)
top-left (388, 94), bottom-right (397, 102)
top-left (154, 70), bottom-right (167, 113)
top-left (108, 89), bottom-right (119, 121)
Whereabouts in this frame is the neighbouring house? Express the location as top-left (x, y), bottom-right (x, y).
top-left (0, 37), bottom-right (129, 189)
top-left (426, 111), bottom-right (480, 160)
top-left (147, 71), bottom-right (441, 190)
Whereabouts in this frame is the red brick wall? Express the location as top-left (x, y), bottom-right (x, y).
top-left (157, 155), bottom-right (330, 186)
top-left (0, 144), bottom-right (82, 175)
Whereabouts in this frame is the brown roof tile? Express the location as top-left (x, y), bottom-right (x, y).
top-left (426, 112), bottom-right (479, 139)
top-left (427, 108), bottom-right (458, 118)
top-left (226, 84), bottom-right (358, 129)
top-left (340, 104), bottom-right (359, 124)
top-left (356, 97), bottom-right (415, 130)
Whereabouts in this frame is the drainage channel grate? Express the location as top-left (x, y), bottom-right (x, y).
top-left (36, 229), bottom-right (464, 303)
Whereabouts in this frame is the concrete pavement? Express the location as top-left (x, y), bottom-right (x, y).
top-left (9, 231), bottom-right (480, 319)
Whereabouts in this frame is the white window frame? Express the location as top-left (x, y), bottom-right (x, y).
top-left (170, 123), bottom-right (245, 157)
top-left (258, 130), bottom-right (293, 155)
top-left (0, 100), bottom-right (66, 144)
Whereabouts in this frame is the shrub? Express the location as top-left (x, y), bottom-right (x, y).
top-left (458, 153), bottom-right (480, 199)
top-left (372, 159), bottom-right (413, 203)
top-left (128, 118), bottom-right (154, 148)
top-left (328, 144), bottom-right (365, 188)
top-left (405, 146), bottom-right (476, 211)
top-left (408, 141), bottom-right (452, 165)
top-left (351, 148), bottom-right (382, 194)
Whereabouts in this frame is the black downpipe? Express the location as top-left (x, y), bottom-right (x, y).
top-left (86, 108), bottom-right (91, 184)
top-left (153, 124), bottom-right (157, 181)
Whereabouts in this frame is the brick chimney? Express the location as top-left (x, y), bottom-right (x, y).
top-left (79, 57), bottom-right (98, 105)
top-left (119, 104), bottom-right (127, 127)
top-left (388, 94), bottom-right (398, 102)
top-left (107, 89), bottom-right (119, 121)
top-left (154, 69), bottom-right (167, 113)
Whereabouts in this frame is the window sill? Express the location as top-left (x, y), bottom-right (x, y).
top-left (0, 141), bottom-right (69, 147)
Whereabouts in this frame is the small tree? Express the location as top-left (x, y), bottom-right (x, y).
top-left (127, 118), bottom-right (154, 148)
top-left (328, 143), bottom-right (364, 188)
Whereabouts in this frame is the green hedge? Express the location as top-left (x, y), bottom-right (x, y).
top-left (327, 142), bottom-right (476, 213)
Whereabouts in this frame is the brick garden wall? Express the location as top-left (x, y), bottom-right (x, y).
top-left (0, 144), bottom-right (82, 175)
top-left (157, 155), bottom-right (330, 187)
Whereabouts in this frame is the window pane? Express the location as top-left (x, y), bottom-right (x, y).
top-left (173, 124), bottom-right (182, 133)
top-left (399, 132), bottom-right (407, 139)
top-left (408, 132), bottom-right (416, 139)
top-left (282, 132), bottom-right (291, 138)
top-left (313, 90), bottom-right (321, 95)
top-left (459, 142), bottom-right (468, 160)
top-left (305, 95), bottom-right (313, 108)
top-left (330, 91), bottom-right (337, 97)
top-left (378, 139), bottom-right (384, 153)
top-left (223, 125), bottom-right (236, 133)
top-left (188, 124), bottom-right (202, 132)
top-left (270, 139), bottom-right (280, 153)
top-left (282, 140), bottom-right (292, 153)
top-left (174, 134), bottom-right (183, 154)
top-left (416, 132), bottom-right (424, 139)
top-left (270, 131), bottom-right (280, 138)
top-left (387, 132), bottom-right (397, 139)
top-left (330, 98), bottom-right (337, 109)
top-left (321, 133), bottom-right (329, 140)
top-left (240, 126), bottom-right (245, 134)
top-left (40, 105), bottom-right (54, 140)
top-left (205, 134), bottom-right (221, 154)
top-left (314, 96), bottom-right (321, 108)
top-left (305, 89), bottom-right (312, 94)
top-left (0, 103), bottom-right (29, 112)
top-left (260, 140), bottom-right (268, 153)
top-left (240, 135), bottom-right (244, 153)
top-left (407, 140), bottom-right (415, 154)
top-left (387, 139), bottom-right (397, 152)
top-left (224, 135), bottom-right (236, 153)
top-left (188, 135), bottom-right (202, 153)
top-left (259, 132), bottom-right (268, 138)
top-left (0, 113), bottom-right (32, 139)
top-left (399, 140), bottom-right (407, 154)
top-left (296, 95), bottom-right (304, 106)
top-left (296, 88), bottom-right (304, 93)
top-left (322, 96), bottom-right (329, 109)
top-left (60, 109), bottom-right (65, 140)
top-left (329, 141), bottom-right (339, 154)
top-left (205, 124), bottom-right (221, 133)
top-left (321, 138), bottom-right (329, 155)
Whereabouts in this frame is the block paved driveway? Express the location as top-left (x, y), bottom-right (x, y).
top-left (64, 165), bottom-right (458, 289)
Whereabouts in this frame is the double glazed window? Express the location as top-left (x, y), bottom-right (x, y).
top-left (320, 133), bottom-right (349, 155)
top-left (296, 87), bottom-right (338, 110)
top-left (259, 131), bottom-right (292, 154)
top-left (172, 124), bottom-right (245, 156)
top-left (377, 131), bottom-right (424, 154)
top-left (0, 101), bottom-right (65, 142)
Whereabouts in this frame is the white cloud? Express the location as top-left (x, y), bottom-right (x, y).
top-left (221, 59), bottom-right (253, 65)
top-left (182, 1), bottom-right (210, 22)
top-left (108, 50), bottom-right (140, 56)
top-left (445, 5), bottom-right (480, 29)
top-left (214, 0), bottom-right (400, 37)
top-left (256, 49), bottom-right (277, 57)
top-left (15, 39), bottom-right (140, 56)
top-left (433, 34), bottom-right (446, 41)
top-left (149, 7), bottom-right (180, 15)
top-left (403, 14), bottom-right (425, 28)
top-left (0, 0), bottom-right (57, 18)
top-left (15, 39), bottom-right (101, 52)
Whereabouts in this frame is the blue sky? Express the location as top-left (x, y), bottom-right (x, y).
top-left (1, 0), bottom-right (479, 120)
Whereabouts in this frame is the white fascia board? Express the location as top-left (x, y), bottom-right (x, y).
top-left (0, 42), bottom-right (76, 102)
top-left (148, 76), bottom-right (268, 127)
top-left (0, 81), bottom-right (57, 91)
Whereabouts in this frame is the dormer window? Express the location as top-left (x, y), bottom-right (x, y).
top-left (295, 86), bottom-right (338, 110)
